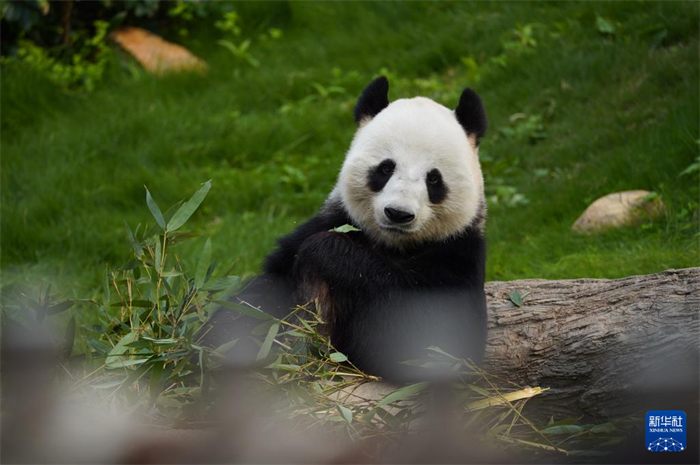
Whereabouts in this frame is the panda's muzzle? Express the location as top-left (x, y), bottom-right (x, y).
top-left (384, 207), bottom-right (415, 225)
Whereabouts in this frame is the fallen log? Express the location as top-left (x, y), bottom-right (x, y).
top-left (484, 267), bottom-right (700, 419)
top-left (333, 268), bottom-right (699, 421)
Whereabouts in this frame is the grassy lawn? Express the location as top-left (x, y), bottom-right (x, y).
top-left (2, 1), bottom-right (698, 304)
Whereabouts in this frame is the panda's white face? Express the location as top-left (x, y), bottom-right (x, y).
top-left (335, 97), bottom-right (485, 247)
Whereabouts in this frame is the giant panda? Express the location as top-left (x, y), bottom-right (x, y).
top-left (202, 76), bottom-right (488, 381)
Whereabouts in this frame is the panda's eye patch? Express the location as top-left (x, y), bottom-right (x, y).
top-left (367, 159), bottom-right (396, 192)
top-left (426, 168), bottom-right (448, 204)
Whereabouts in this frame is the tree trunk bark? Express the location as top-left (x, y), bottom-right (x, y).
top-left (483, 267), bottom-right (700, 419)
top-left (61, 0), bottom-right (73, 45)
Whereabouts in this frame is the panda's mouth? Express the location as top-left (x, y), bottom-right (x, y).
top-left (379, 224), bottom-right (412, 235)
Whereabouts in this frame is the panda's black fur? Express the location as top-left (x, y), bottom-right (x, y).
top-left (201, 77), bottom-right (488, 381)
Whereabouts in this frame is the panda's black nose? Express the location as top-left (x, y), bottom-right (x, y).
top-left (384, 207), bottom-right (415, 224)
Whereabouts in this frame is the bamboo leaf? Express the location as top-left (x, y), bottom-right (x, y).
top-left (47, 300), bottom-right (74, 315)
top-left (590, 422), bottom-right (616, 434)
top-left (89, 339), bottom-right (111, 355)
top-left (256, 322), bottom-right (280, 360)
top-left (145, 187), bottom-right (166, 229)
top-left (329, 352), bottom-right (348, 363)
top-left (267, 363), bottom-right (301, 372)
top-left (214, 299), bottom-right (273, 320)
top-left (601, 436), bottom-right (626, 446)
top-left (595, 16), bottom-right (617, 35)
top-left (149, 363), bottom-right (164, 403)
top-left (467, 384), bottom-right (490, 397)
top-left (141, 336), bottom-right (178, 345)
top-left (155, 237), bottom-right (162, 272)
top-left (509, 289), bottom-right (530, 307)
top-left (329, 224), bottom-right (361, 233)
top-left (466, 387), bottom-right (547, 411)
top-left (539, 425), bottom-right (583, 435)
top-left (337, 404), bottom-right (353, 424)
top-left (106, 358), bottom-right (149, 369)
top-left (166, 180), bottom-right (212, 232)
top-left (124, 221), bottom-right (143, 258)
top-left (63, 316), bottom-right (76, 359)
top-left (91, 379), bottom-right (125, 390)
top-left (161, 270), bottom-right (184, 278)
top-left (195, 237), bottom-right (212, 289)
top-left (425, 346), bottom-right (459, 360)
top-left (42, 284), bottom-right (52, 306)
top-left (251, 320), bottom-right (275, 336)
top-left (547, 416), bottom-right (583, 428)
top-left (105, 331), bottom-right (137, 368)
top-left (212, 339), bottom-right (238, 356)
top-left (377, 382), bottom-right (429, 407)
top-left (374, 407), bottom-right (400, 428)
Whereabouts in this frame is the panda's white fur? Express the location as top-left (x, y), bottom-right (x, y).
top-left (329, 96), bottom-right (485, 247)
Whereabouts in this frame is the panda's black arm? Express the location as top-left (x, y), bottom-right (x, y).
top-left (264, 204), bottom-right (353, 276)
top-left (292, 231), bottom-right (414, 291)
top-left (198, 205), bottom-right (353, 350)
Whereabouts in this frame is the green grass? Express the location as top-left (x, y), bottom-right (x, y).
top-left (2, 1), bottom-right (699, 303)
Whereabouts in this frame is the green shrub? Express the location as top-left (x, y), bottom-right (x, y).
top-left (0, 0), bottom-right (268, 90)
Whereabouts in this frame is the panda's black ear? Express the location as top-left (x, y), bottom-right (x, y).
top-left (455, 88), bottom-right (487, 144)
top-left (354, 76), bottom-right (389, 124)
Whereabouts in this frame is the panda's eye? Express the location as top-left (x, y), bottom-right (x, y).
top-left (427, 173), bottom-right (441, 185)
top-left (377, 159), bottom-right (395, 176)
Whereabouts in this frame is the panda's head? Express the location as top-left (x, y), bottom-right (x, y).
top-left (334, 76), bottom-right (488, 247)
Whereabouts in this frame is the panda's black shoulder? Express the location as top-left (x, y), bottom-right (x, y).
top-left (407, 226), bottom-right (486, 287)
top-left (449, 227), bottom-right (487, 284)
top-left (263, 200), bottom-right (353, 275)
